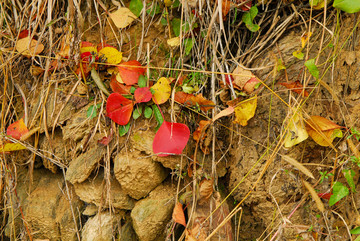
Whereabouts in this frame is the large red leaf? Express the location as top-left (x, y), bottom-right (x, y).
top-left (7, 118), bottom-right (29, 140)
top-left (134, 87), bottom-right (152, 103)
top-left (110, 74), bottom-right (131, 94)
top-left (117, 60), bottom-right (146, 85)
top-left (106, 93), bottom-right (134, 125)
top-left (153, 121), bottom-right (190, 156)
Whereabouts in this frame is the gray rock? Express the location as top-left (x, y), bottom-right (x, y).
top-left (114, 149), bottom-right (167, 200)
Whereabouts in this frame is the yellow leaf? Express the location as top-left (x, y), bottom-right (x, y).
top-left (164, 0), bottom-right (173, 7)
top-left (151, 77), bottom-right (171, 104)
top-left (98, 47), bottom-right (123, 65)
top-left (0, 142), bottom-right (27, 152)
top-left (284, 112), bottom-right (308, 148)
top-left (167, 37), bottom-right (181, 47)
top-left (110, 7), bottom-right (137, 29)
top-left (16, 37), bottom-right (44, 57)
top-left (301, 32), bottom-right (312, 49)
top-left (305, 116), bottom-right (343, 147)
top-left (233, 96), bottom-right (257, 126)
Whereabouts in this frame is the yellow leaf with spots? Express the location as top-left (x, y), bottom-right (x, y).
top-left (0, 143), bottom-right (26, 152)
top-left (284, 112), bottom-right (308, 148)
top-left (98, 46), bottom-right (122, 65)
top-left (233, 96), bottom-right (257, 126)
top-left (151, 77), bottom-right (171, 105)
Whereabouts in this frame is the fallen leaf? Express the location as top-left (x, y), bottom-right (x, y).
top-left (233, 96), bottom-right (257, 126)
top-left (167, 37), bottom-right (181, 47)
top-left (199, 178), bottom-right (214, 202)
top-left (283, 112), bottom-right (309, 148)
top-left (106, 93), bottom-right (134, 125)
top-left (232, 65), bottom-right (260, 93)
top-left (172, 202), bottom-right (187, 227)
top-left (110, 7), bottom-right (137, 29)
top-left (212, 106), bottom-right (234, 122)
top-left (301, 32), bottom-right (312, 48)
top-left (98, 46), bottom-right (122, 65)
top-left (174, 92), bottom-right (215, 111)
top-left (305, 116), bottom-right (343, 147)
top-left (222, 0), bottom-right (231, 19)
top-left (98, 131), bottom-right (113, 146)
top-left (117, 60), bottom-right (146, 85)
top-left (80, 41), bottom-right (97, 54)
top-left (134, 87), bottom-right (152, 103)
top-left (193, 120), bottom-right (211, 142)
top-left (58, 34), bottom-right (72, 58)
top-left (303, 181), bottom-right (324, 213)
top-left (16, 36), bottom-right (44, 57)
top-left (7, 119), bottom-right (29, 140)
top-left (280, 80), bottom-right (309, 97)
top-left (282, 155), bottom-right (314, 179)
top-left (110, 74), bottom-right (132, 94)
top-left (0, 143), bottom-right (27, 152)
top-left (18, 29), bottom-right (29, 39)
top-left (153, 121), bottom-right (190, 156)
top-left (151, 77), bottom-right (171, 105)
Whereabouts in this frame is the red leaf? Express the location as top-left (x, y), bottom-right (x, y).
top-left (98, 130), bottom-right (113, 146)
top-left (117, 60), bottom-right (146, 85)
top-left (238, 0), bottom-right (252, 11)
top-left (153, 121), bottom-right (190, 157)
top-left (318, 192), bottom-right (339, 205)
top-left (110, 74), bottom-right (131, 94)
top-left (7, 118), bottom-right (29, 140)
top-left (106, 93), bottom-right (134, 125)
top-left (18, 29), bottom-right (29, 39)
top-left (134, 87), bottom-right (152, 103)
top-left (279, 81), bottom-right (309, 97)
top-left (172, 202), bottom-right (186, 227)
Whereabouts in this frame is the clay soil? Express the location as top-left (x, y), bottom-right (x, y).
top-left (1, 1), bottom-right (360, 241)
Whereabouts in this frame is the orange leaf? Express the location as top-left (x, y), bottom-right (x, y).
top-left (279, 80), bottom-right (309, 97)
top-left (306, 116), bottom-right (342, 131)
top-left (174, 92), bottom-right (214, 112)
top-left (117, 60), bottom-right (146, 85)
top-left (305, 116), bottom-right (343, 147)
top-left (172, 202), bottom-right (186, 227)
top-left (193, 120), bottom-right (211, 142)
top-left (110, 74), bottom-right (131, 94)
top-left (213, 106), bottom-right (234, 122)
top-left (7, 119), bottom-right (29, 140)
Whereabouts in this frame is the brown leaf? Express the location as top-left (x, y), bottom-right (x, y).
top-left (193, 120), bottom-right (211, 142)
top-left (279, 80), bottom-right (309, 97)
top-left (199, 179), bottom-right (214, 203)
top-left (175, 92), bottom-right (215, 112)
top-left (172, 202), bottom-right (187, 227)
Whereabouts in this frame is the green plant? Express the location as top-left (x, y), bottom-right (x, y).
top-left (348, 127), bottom-right (360, 141)
top-left (319, 171), bottom-right (333, 184)
top-left (242, 6), bottom-right (260, 32)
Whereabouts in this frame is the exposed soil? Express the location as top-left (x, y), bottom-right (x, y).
top-left (1, 1), bottom-right (360, 241)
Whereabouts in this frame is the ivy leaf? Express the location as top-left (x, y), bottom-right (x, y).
top-left (184, 38), bottom-right (194, 55)
top-left (152, 104), bottom-right (164, 130)
top-left (133, 105), bottom-right (143, 120)
top-left (153, 121), bottom-right (190, 156)
top-left (329, 182), bottom-right (349, 206)
top-left (305, 59), bottom-right (319, 79)
top-left (144, 106), bottom-right (153, 118)
top-left (119, 122), bottom-right (131, 136)
top-left (333, 0), bottom-right (360, 13)
top-left (129, 0), bottom-right (143, 17)
top-left (106, 93), bottom-right (134, 125)
top-left (87, 104), bottom-right (101, 119)
top-left (242, 6), bottom-right (260, 32)
top-left (138, 75), bottom-right (147, 88)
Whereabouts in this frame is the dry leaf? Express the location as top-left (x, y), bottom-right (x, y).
top-left (16, 36), bottom-right (44, 57)
top-left (199, 178), bottom-right (214, 202)
top-left (282, 155), bottom-right (314, 179)
top-left (283, 112), bottom-right (309, 148)
top-left (233, 96), bottom-right (257, 126)
top-left (167, 37), bottom-right (181, 47)
top-left (232, 65), bottom-right (260, 93)
top-left (172, 202), bottom-right (187, 227)
top-left (0, 142), bottom-right (27, 152)
top-left (193, 120), bottom-right (211, 142)
top-left (279, 80), bottom-right (309, 97)
top-left (213, 106), bottom-right (234, 122)
top-left (306, 116), bottom-right (343, 147)
top-left (303, 181), bottom-right (324, 213)
top-left (301, 32), bottom-right (312, 48)
top-left (110, 7), bottom-right (137, 29)
top-left (151, 77), bottom-right (171, 104)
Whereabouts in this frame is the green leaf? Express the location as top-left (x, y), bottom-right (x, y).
top-left (329, 182), bottom-right (349, 206)
top-left (305, 59), bottom-right (319, 79)
top-left (152, 104), bottom-right (164, 130)
top-left (333, 0), bottom-right (360, 13)
top-left (172, 0), bottom-right (180, 8)
top-left (343, 169), bottom-right (356, 193)
top-left (172, 18), bottom-right (181, 37)
top-left (138, 75), bottom-right (147, 88)
top-left (119, 122), bottom-right (131, 136)
top-left (144, 106), bottom-right (153, 118)
top-left (242, 6), bottom-right (260, 32)
top-left (160, 17), bottom-right (168, 26)
top-left (184, 38), bottom-right (194, 55)
top-left (87, 105), bottom-right (98, 119)
top-left (351, 227), bottom-right (360, 235)
top-left (129, 0), bottom-right (143, 17)
top-left (130, 86), bottom-right (136, 94)
top-left (332, 128), bottom-right (343, 139)
top-left (355, 236), bottom-right (360, 241)
top-left (277, 58), bottom-right (286, 72)
top-left (133, 105), bottom-right (143, 120)
top-left (182, 84), bottom-right (195, 94)
top-left (293, 50), bottom-right (304, 60)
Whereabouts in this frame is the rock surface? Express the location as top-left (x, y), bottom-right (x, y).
top-left (81, 211), bottom-right (122, 241)
top-left (131, 182), bottom-right (176, 241)
top-left (114, 149), bottom-right (168, 200)
top-left (73, 171), bottom-right (134, 210)
top-left (5, 168), bottom-right (83, 241)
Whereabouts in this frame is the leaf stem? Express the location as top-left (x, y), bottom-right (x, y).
top-left (91, 67), bottom-right (110, 96)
